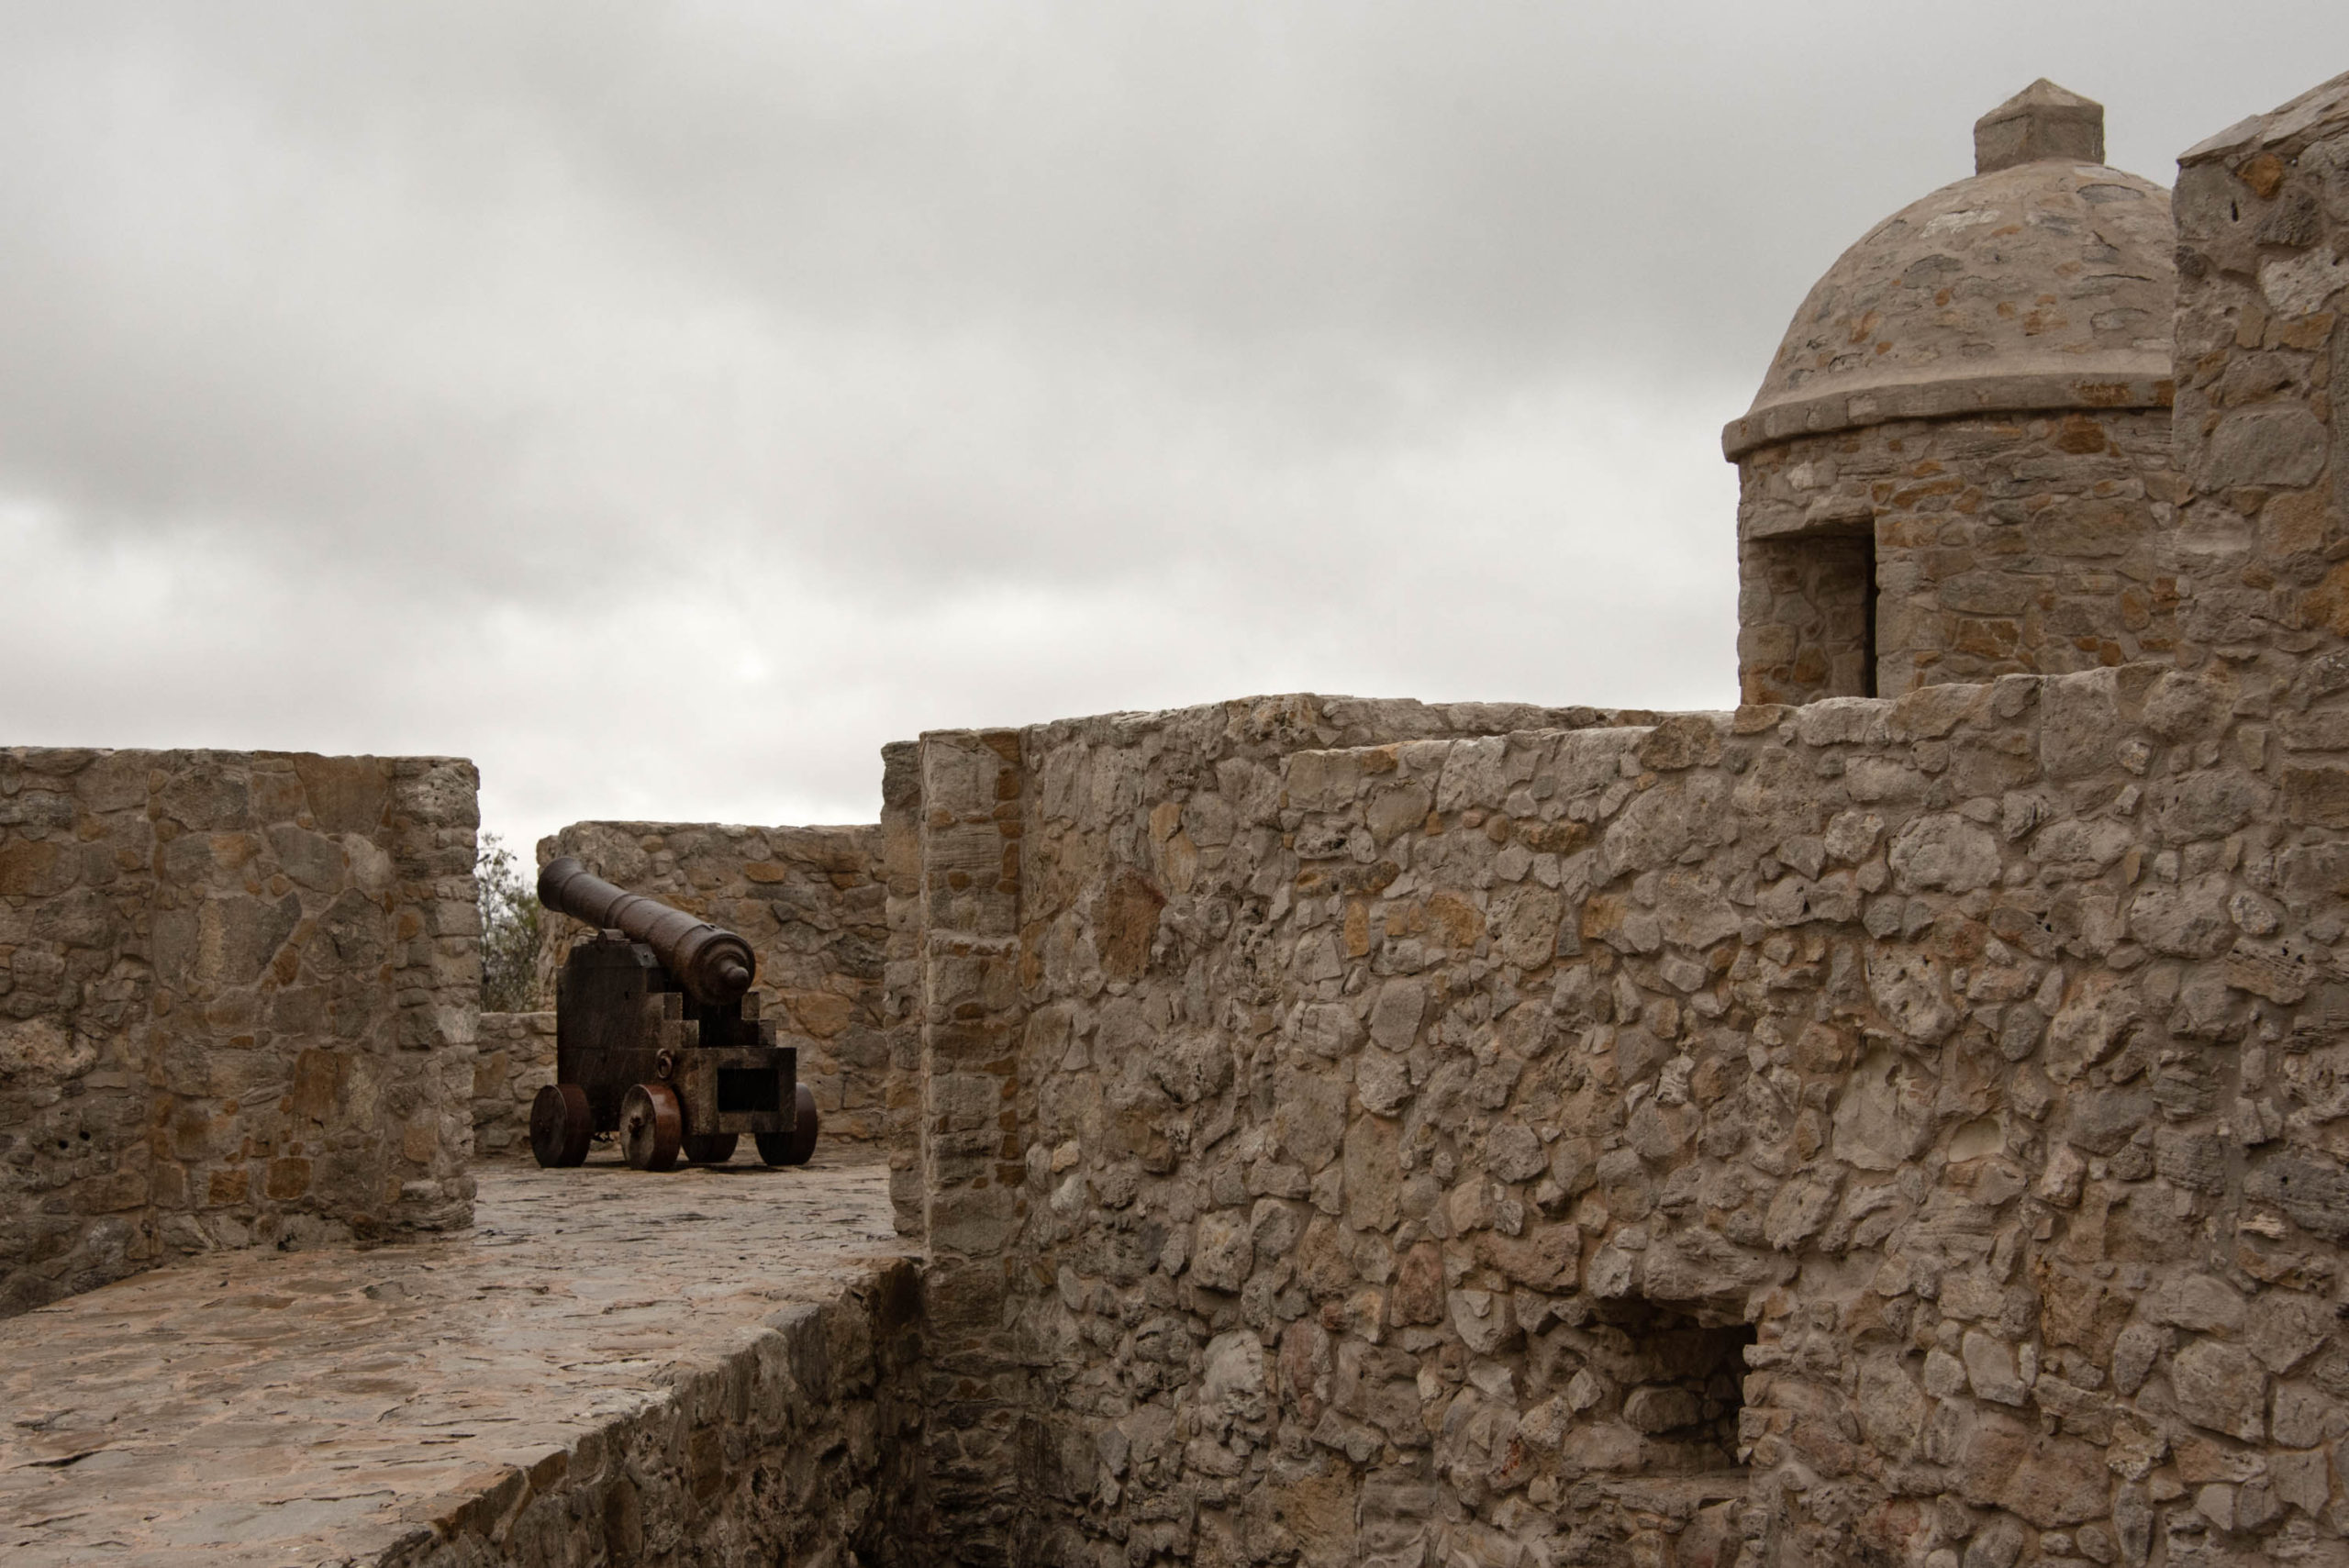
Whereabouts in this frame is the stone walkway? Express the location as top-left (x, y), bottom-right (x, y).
top-left (0, 1153), bottom-right (905, 1566)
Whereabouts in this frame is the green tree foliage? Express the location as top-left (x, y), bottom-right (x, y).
top-left (477, 832), bottom-right (544, 1013)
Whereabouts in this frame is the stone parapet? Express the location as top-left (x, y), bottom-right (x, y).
top-left (471, 1010), bottom-right (555, 1160)
top-left (0, 748), bottom-right (478, 1319)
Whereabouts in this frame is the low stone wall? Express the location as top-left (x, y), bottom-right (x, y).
top-left (0, 1161), bottom-right (923, 1568)
top-left (0, 748), bottom-right (478, 1318)
top-left (471, 1011), bottom-right (554, 1160)
top-left (534, 820), bottom-right (902, 1146)
top-left (401, 1252), bottom-right (927, 1568)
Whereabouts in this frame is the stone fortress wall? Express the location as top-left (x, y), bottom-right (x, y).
top-left (905, 699), bottom-right (1650, 1551)
top-left (0, 748), bottom-right (480, 1318)
top-left (470, 1007), bottom-right (555, 1160)
top-left (8, 59), bottom-right (2349, 1568)
top-left (914, 673), bottom-right (2327, 1568)
top-left (881, 69), bottom-right (2349, 1568)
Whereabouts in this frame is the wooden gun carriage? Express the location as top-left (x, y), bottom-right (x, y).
top-left (528, 856), bottom-right (819, 1172)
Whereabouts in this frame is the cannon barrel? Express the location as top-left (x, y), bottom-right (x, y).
top-left (537, 856), bottom-right (756, 1006)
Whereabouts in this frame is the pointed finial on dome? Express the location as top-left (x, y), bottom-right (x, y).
top-left (1974, 80), bottom-right (2105, 173)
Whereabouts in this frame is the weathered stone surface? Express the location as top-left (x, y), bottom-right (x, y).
top-left (0, 1161), bottom-right (916, 1568)
top-left (1890, 815), bottom-right (2004, 894)
top-left (2202, 407), bottom-right (2330, 489)
top-left (2172, 1340), bottom-right (2270, 1442)
top-left (2247, 1152), bottom-right (2349, 1240)
top-left (2272, 1381), bottom-right (2347, 1448)
top-left (471, 1009), bottom-right (555, 1159)
top-left (1368, 978), bottom-right (1426, 1051)
top-left (1191, 1211), bottom-right (1252, 1293)
top-left (1623, 1385), bottom-right (1704, 1434)
top-left (2129, 875), bottom-right (2238, 958)
top-left (1963, 1329), bottom-right (2028, 1407)
top-left (1961, 1412), bottom-right (2110, 1527)
top-left (1, 749), bottom-right (477, 1319)
top-left (1728, 120), bottom-right (2171, 461)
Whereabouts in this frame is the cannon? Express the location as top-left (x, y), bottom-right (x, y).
top-left (528, 856), bottom-right (819, 1172)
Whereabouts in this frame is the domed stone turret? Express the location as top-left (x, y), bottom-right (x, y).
top-left (1726, 83), bottom-right (2181, 706)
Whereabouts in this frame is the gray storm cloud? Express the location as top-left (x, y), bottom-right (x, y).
top-left (5, 2), bottom-right (2344, 851)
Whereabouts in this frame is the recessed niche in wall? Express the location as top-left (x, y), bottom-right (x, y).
top-left (1746, 526), bottom-right (1877, 701)
top-left (1583, 1296), bottom-right (1756, 1474)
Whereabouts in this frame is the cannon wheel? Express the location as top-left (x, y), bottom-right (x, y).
top-left (619, 1083), bottom-right (684, 1172)
top-left (683, 1132), bottom-right (739, 1165)
top-left (529, 1083), bottom-right (594, 1168)
top-left (756, 1084), bottom-right (821, 1168)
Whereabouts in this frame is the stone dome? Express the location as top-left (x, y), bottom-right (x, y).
top-left (1722, 82), bottom-right (2176, 460)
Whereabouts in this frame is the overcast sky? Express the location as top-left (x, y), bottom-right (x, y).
top-left (6, 5), bottom-right (2346, 859)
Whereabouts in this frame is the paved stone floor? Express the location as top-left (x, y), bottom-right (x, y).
top-left (0, 1151), bottom-right (904, 1566)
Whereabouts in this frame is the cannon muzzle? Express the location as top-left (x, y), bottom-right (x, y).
top-left (537, 856), bottom-right (756, 1006)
